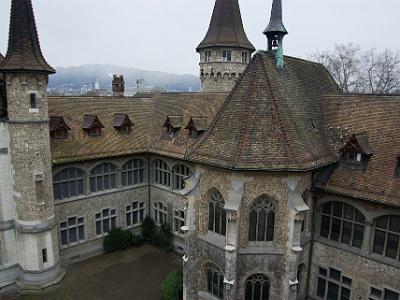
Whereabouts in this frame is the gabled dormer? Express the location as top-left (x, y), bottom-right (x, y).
top-left (114, 113), bottom-right (133, 134)
top-left (82, 114), bottom-right (104, 137)
top-left (49, 116), bottom-right (71, 141)
top-left (185, 117), bottom-right (207, 138)
top-left (163, 115), bottom-right (183, 135)
top-left (340, 133), bottom-right (373, 171)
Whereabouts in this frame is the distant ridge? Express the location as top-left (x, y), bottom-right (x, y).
top-left (49, 64), bottom-right (200, 92)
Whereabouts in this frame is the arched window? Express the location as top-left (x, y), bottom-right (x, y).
top-left (173, 164), bottom-right (191, 190)
top-left (53, 168), bottom-right (85, 200)
top-left (245, 274), bottom-right (270, 300)
top-left (372, 215), bottom-right (400, 260)
top-left (249, 196), bottom-right (275, 242)
top-left (208, 191), bottom-right (226, 236)
top-left (90, 163), bottom-right (117, 193)
top-left (320, 202), bottom-right (365, 248)
top-left (207, 264), bottom-right (224, 299)
top-left (122, 159), bottom-right (144, 186)
top-left (152, 159), bottom-right (171, 187)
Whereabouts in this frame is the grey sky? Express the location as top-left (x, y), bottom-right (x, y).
top-left (0, 0), bottom-right (399, 75)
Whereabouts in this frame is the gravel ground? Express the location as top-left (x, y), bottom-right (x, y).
top-left (17, 245), bottom-right (182, 300)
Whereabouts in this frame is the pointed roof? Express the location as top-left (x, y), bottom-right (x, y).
top-left (0, 53), bottom-right (4, 63)
top-left (186, 52), bottom-right (340, 171)
top-left (113, 113), bottom-right (134, 128)
top-left (341, 133), bottom-right (373, 156)
top-left (0, 0), bottom-right (55, 73)
top-left (164, 115), bottom-right (183, 130)
top-left (264, 0), bottom-right (288, 36)
top-left (82, 115), bottom-right (104, 130)
top-left (49, 116), bottom-right (71, 132)
top-left (197, 0), bottom-right (255, 52)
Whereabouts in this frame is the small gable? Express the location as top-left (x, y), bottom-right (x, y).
top-left (185, 117), bottom-right (208, 138)
top-left (340, 133), bottom-right (373, 170)
top-left (163, 115), bottom-right (183, 133)
top-left (49, 116), bottom-right (71, 140)
top-left (114, 113), bottom-right (134, 133)
top-left (82, 114), bottom-right (104, 137)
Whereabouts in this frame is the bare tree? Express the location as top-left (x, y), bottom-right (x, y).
top-left (310, 44), bottom-right (400, 94)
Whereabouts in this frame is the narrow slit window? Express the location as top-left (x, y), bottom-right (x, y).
top-left (42, 248), bottom-right (47, 263)
top-left (30, 93), bottom-right (37, 109)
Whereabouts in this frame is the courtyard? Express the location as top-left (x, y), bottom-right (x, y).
top-left (17, 245), bottom-right (182, 300)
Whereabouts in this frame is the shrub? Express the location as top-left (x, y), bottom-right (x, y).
top-left (158, 223), bottom-right (173, 250)
top-left (160, 271), bottom-right (183, 300)
top-left (142, 216), bottom-right (156, 241)
top-left (103, 228), bottom-right (132, 253)
top-left (131, 234), bottom-right (144, 247)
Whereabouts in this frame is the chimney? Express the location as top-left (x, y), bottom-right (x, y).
top-left (112, 75), bottom-right (125, 97)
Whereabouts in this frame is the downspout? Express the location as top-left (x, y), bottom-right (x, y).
top-left (305, 172), bottom-right (317, 299)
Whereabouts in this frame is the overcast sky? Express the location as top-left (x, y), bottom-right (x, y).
top-left (0, 0), bottom-right (399, 75)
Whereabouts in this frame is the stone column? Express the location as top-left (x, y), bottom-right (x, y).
top-left (224, 209), bottom-right (238, 300)
top-left (361, 221), bottom-right (373, 255)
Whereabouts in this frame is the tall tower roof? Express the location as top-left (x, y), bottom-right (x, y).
top-left (0, 0), bottom-right (55, 73)
top-left (197, 0), bottom-right (255, 52)
top-left (263, 0), bottom-right (288, 36)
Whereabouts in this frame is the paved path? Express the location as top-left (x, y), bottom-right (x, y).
top-left (18, 245), bottom-right (182, 300)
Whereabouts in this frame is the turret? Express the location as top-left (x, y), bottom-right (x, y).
top-left (112, 75), bottom-right (125, 97)
top-left (263, 0), bottom-right (288, 68)
top-left (197, 0), bottom-right (255, 92)
top-left (0, 0), bottom-right (63, 290)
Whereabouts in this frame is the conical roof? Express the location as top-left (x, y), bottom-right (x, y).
top-left (186, 52), bottom-right (340, 171)
top-left (197, 0), bottom-right (255, 52)
top-left (264, 0), bottom-right (288, 35)
top-left (0, 0), bottom-right (55, 73)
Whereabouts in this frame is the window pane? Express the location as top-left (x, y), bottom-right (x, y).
top-left (341, 287), bottom-right (351, 300)
top-left (78, 225), bottom-right (85, 240)
top-left (127, 213), bottom-right (131, 226)
top-left (385, 233), bottom-right (399, 259)
top-left (221, 209), bottom-right (226, 236)
top-left (249, 211), bottom-right (257, 241)
top-left (257, 212), bottom-right (266, 241)
top-left (215, 206), bottom-right (221, 234)
top-left (329, 268), bottom-right (341, 281)
top-left (321, 216), bottom-right (331, 238)
top-left (207, 270), bottom-right (212, 293)
top-left (245, 283), bottom-right (253, 300)
top-left (266, 211), bottom-right (275, 241)
top-left (54, 183), bottom-right (61, 200)
top-left (96, 221), bottom-right (102, 235)
top-left (213, 272), bottom-right (218, 296)
top-left (253, 282), bottom-right (261, 300)
top-left (352, 224), bottom-right (364, 248)
top-left (331, 218), bottom-right (341, 241)
top-left (341, 221), bottom-right (352, 245)
top-left (371, 288), bottom-right (382, 297)
top-left (342, 277), bottom-right (352, 286)
top-left (389, 216), bottom-right (400, 233)
top-left (376, 216), bottom-right (388, 229)
top-left (69, 228), bottom-right (77, 243)
top-left (373, 230), bottom-right (386, 255)
top-left (61, 230), bottom-right (68, 245)
top-left (322, 203), bottom-right (332, 214)
top-left (344, 205), bottom-right (354, 220)
top-left (333, 202), bottom-right (343, 217)
top-left (111, 217), bottom-right (116, 229)
top-left (317, 278), bottom-right (326, 297)
top-left (103, 219), bottom-right (110, 233)
top-left (384, 289), bottom-right (399, 300)
top-left (319, 268), bottom-right (328, 277)
top-left (327, 282), bottom-right (339, 300)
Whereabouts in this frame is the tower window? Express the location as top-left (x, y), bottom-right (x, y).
top-left (42, 248), bottom-right (47, 263)
top-left (241, 52), bottom-right (248, 63)
top-left (30, 93), bottom-right (37, 109)
top-left (222, 50), bottom-right (232, 62)
top-left (205, 51), bottom-right (212, 62)
top-left (395, 158), bottom-right (400, 177)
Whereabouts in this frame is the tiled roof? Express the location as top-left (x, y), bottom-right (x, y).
top-left (319, 94), bottom-right (400, 207)
top-left (48, 93), bottom-right (227, 164)
top-left (197, 0), bottom-right (255, 51)
top-left (341, 133), bottom-right (373, 156)
top-left (0, 0), bottom-right (55, 73)
top-left (186, 51), bottom-right (340, 170)
top-left (186, 117), bottom-right (208, 132)
top-left (82, 115), bottom-right (104, 130)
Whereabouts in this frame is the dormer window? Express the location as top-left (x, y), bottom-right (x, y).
top-left (185, 117), bottom-right (207, 138)
top-left (340, 133), bottom-right (373, 171)
top-left (49, 116), bottom-right (71, 141)
top-left (163, 115), bottom-right (183, 136)
top-left (82, 115), bottom-right (104, 137)
top-left (114, 113), bottom-right (133, 134)
top-left (222, 50), bottom-right (232, 62)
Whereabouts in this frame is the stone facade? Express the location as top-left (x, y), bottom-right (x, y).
top-left (199, 48), bottom-right (252, 93)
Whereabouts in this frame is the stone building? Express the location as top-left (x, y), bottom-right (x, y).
top-left (0, 0), bottom-right (399, 299)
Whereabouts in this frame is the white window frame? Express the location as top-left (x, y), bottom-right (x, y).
top-left (154, 202), bottom-right (168, 225)
top-left (222, 50), bottom-right (232, 62)
top-left (205, 51), bottom-right (212, 63)
top-left (173, 209), bottom-right (185, 235)
top-left (95, 208), bottom-right (117, 236)
top-left (59, 216), bottom-right (86, 247)
top-left (126, 201), bottom-right (145, 228)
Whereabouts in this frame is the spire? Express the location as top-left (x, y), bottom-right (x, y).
top-left (197, 0), bottom-right (255, 52)
top-left (264, 0), bottom-right (288, 68)
top-left (0, 0), bottom-right (55, 73)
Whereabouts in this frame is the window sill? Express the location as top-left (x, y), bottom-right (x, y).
top-left (60, 240), bottom-right (86, 249)
top-left (55, 183), bottom-right (148, 205)
top-left (198, 232), bottom-right (226, 251)
top-left (29, 108), bottom-right (39, 113)
top-left (315, 236), bottom-right (400, 269)
top-left (239, 244), bottom-right (284, 255)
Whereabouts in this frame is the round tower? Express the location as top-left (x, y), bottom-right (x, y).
top-left (197, 0), bottom-right (255, 92)
top-left (0, 0), bottom-right (64, 290)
